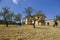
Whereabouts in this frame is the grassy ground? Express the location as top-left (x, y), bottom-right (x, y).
top-left (0, 25), bottom-right (60, 40)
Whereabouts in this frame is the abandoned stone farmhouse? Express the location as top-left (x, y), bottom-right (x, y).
top-left (45, 19), bottom-right (60, 26)
top-left (23, 16), bottom-right (60, 26)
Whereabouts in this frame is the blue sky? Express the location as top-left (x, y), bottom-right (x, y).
top-left (0, 0), bottom-right (60, 19)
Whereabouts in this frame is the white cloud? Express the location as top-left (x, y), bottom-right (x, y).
top-left (12, 0), bottom-right (19, 4)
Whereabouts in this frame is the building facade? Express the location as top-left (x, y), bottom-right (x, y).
top-left (23, 16), bottom-right (45, 26)
top-left (45, 19), bottom-right (60, 26)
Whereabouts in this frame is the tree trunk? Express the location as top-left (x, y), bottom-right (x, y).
top-left (33, 20), bottom-right (36, 28)
top-left (3, 15), bottom-right (8, 27)
top-left (5, 20), bottom-right (8, 27)
top-left (19, 20), bottom-right (21, 25)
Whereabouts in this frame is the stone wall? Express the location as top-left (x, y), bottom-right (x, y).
top-left (45, 19), bottom-right (60, 26)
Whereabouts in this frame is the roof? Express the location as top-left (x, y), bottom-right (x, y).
top-left (23, 16), bottom-right (33, 20)
top-left (45, 18), bottom-right (55, 21)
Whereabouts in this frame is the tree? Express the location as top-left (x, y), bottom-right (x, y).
top-left (33, 10), bottom-right (46, 26)
top-left (8, 11), bottom-right (15, 22)
top-left (0, 6), bottom-right (10, 27)
top-left (55, 15), bottom-right (60, 21)
top-left (34, 10), bottom-right (46, 19)
top-left (24, 7), bottom-right (33, 16)
top-left (14, 13), bottom-right (21, 25)
top-left (33, 17), bottom-right (36, 28)
top-left (0, 6), bottom-right (15, 27)
top-left (5, 11), bottom-right (15, 24)
top-left (24, 7), bottom-right (34, 25)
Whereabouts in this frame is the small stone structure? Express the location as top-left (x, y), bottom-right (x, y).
top-left (45, 19), bottom-right (60, 26)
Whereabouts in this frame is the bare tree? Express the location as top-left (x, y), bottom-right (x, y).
top-left (55, 15), bottom-right (60, 21)
top-left (24, 7), bottom-right (33, 16)
top-left (14, 13), bottom-right (21, 25)
top-left (2, 7), bottom-right (9, 27)
top-left (0, 6), bottom-right (14, 27)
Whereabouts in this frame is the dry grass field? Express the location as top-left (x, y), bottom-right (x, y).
top-left (0, 25), bottom-right (60, 40)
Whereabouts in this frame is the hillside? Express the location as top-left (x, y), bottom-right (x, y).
top-left (0, 25), bottom-right (60, 40)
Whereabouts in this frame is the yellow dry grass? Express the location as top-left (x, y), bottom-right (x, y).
top-left (0, 25), bottom-right (60, 40)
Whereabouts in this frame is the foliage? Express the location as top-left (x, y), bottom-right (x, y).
top-left (14, 13), bottom-right (21, 25)
top-left (0, 6), bottom-right (16, 26)
top-left (33, 10), bottom-right (46, 19)
top-left (0, 6), bottom-right (10, 27)
top-left (24, 7), bottom-right (33, 16)
top-left (56, 15), bottom-right (60, 21)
